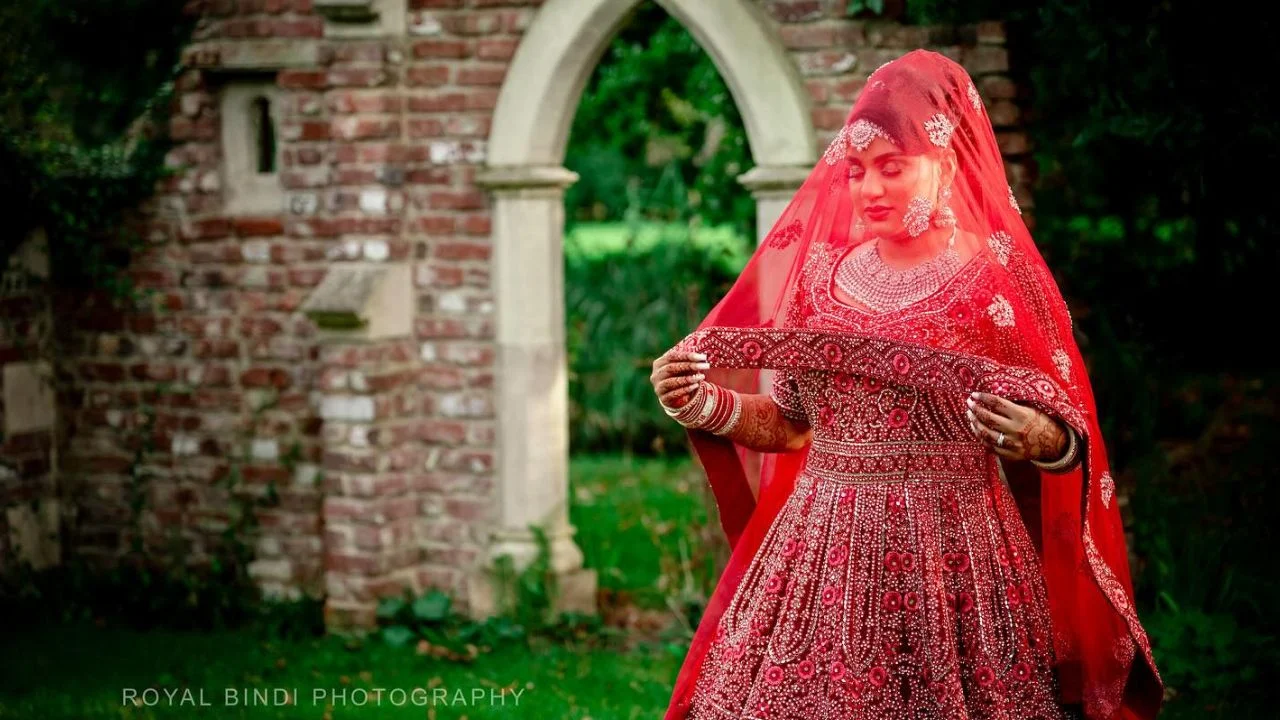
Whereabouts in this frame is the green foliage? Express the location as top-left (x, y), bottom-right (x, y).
top-left (564, 222), bottom-right (751, 454)
top-left (1127, 373), bottom-right (1280, 711)
top-left (565, 3), bottom-right (754, 240)
top-left (374, 588), bottom-right (528, 661)
top-left (0, 0), bottom-right (194, 298)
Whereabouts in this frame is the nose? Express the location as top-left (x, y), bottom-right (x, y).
top-left (861, 174), bottom-right (885, 202)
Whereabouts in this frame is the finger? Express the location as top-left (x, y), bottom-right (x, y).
top-left (967, 415), bottom-right (994, 443)
top-left (971, 392), bottom-right (1029, 421)
top-left (655, 359), bottom-right (710, 383)
top-left (658, 373), bottom-right (704, 394)
top-left (966, 401), bottom-right (1018, 434)
top-left (661, 383), bottom-right (701, 406)
top-left (991, 445), bottom-right (1022, 460)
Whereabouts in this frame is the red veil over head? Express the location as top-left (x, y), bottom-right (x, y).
top-left (665, 50), bottom-right (1162, 719)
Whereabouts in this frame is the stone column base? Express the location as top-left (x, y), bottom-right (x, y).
top-left (464, 527), bottom-right (598, 620)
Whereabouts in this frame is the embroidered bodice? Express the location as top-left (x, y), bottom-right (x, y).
top-left (687, 241), bottom-right (1071, 720)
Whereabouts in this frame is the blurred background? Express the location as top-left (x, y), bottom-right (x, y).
top-left (1, 0), bottom-right (1276, 718)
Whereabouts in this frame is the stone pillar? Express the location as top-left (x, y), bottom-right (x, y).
top-left (737, 164), bottom-right (814, 246)
top-left (467, 165), bottom-right (597, 619)
top-left (303, 264), bottom-right (423, 630)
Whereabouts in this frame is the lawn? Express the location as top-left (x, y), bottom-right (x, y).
top-left (0, 454), bottom-right (706, 720)
top-left (0, 621), bottom-right (684, 719)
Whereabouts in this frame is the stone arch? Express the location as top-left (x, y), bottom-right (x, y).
top-left (487, 0), bottom-right (816, 168)
top-left (467, 0), bottom-right (817, 616)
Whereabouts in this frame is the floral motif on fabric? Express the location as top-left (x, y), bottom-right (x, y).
top-left (986, 294), bottom-right (1015, 327)
top-left (1052, 349), bottom-right (1072, 382)
top-left (987, 231), bottom-right (1013, 267)
top-left (767, 220), bottom-right (805, 250)
top-left (968, 82), bottom-right (983, 110)
top-left (1099, 471), bottom-right (1115, 509)
top-left (1008, 185), bottom-right (1022, 214)
top-left (924, 113), bottom-right (955, 148)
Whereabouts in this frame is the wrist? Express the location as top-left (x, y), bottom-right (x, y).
top-left (1032, 422), bottom-right (1080, 472)
top-left (666, 383), bottom-right (742, 436)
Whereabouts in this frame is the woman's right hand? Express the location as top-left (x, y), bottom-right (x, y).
top-left (650, 349), bottom-right (711, 411)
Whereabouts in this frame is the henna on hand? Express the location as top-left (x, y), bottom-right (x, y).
top-left (722, 393), bottom-right (810, 452)
top-left (1024, 412), bottom-right (1067, 462)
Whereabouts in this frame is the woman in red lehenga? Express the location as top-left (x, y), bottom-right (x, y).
top-left (649, 51), bottom-right (1163, 720)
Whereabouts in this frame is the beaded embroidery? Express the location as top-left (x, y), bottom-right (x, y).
top-left (678, 239), bottom-right (1157, 718)
top-left (924, 113), bottom-right (955, 148)
top-left (1099, 471), bottom-right (1115, 509)
top-left (968, 82), bottom-right (982, 111)
top-left (848, 118), bottom-right (896, 152)
top-left (986, 294), bottom-right (1015, 327)
top-left (987, 231), bottom-right (1013, 267)
top-left (1052, 349), bottom-right (1072, 382)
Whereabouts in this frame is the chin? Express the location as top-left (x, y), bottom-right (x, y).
top-left (864, 220), bottom-right (904, 237)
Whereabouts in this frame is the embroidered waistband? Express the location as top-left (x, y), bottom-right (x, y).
top-left (803, 439), bottom-right (990, 484)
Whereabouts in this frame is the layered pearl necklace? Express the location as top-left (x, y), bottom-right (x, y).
top-left (834, 228), bottom-right (961, 313)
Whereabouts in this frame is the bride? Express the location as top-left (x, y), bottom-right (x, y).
top-left (650, 51), bottom-right (1162, 720)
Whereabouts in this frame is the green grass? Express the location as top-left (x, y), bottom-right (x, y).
top-left (0, 621), bottom-right (684, 720)
top-left (565, 221), bottom-right (751, 267)
top-left (0, 454), bottom-right (706, 720)
top-left (568, 453), bottom-right (716, 609)
top-left (0, 451), bottom-right (1271, 719)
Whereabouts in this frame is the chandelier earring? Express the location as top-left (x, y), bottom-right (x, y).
top-left (903, 196), bottom-right (933, 238)
top-left (933, 184), bottom-right (957, 229)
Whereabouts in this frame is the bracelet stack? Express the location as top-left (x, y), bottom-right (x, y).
top-left (1031, 425), bottom-right (1081, 473)
top-left (661, 382), bottom-right (742, 436)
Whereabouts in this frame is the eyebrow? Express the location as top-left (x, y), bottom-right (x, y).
top-left (845, 152), bottom-right (903, 164)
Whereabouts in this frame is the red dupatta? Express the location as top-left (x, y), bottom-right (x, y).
top-left (664, 50), bottom-right (1162, 720)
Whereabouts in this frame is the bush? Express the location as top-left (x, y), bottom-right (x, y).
top-left (565, 222), bottom-right (751, 454)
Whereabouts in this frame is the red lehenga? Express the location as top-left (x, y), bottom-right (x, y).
top-left (663, 51), bottom-right (1163, 720)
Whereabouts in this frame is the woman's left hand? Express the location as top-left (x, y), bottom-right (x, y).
top-left (965, 391), bottom-right (1067, 462)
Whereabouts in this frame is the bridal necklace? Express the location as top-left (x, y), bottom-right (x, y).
top-left (834, 227), bottom-right (961, 313)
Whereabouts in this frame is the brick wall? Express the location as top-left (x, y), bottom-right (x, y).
top-left (4, 0), bottom-right (1029, 625)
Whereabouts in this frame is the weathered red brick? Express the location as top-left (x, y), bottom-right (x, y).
top-left (476, 37), bottom-right (519, 60)
top-left (412, 40), bottom-right (470, 59)
top-left (195, 339), bottom-right (241, 359)
top-left (328, 92), bottom-right (402, 114)
top-left (439, 13), bottom-right (501, 35)
top-left (780, 24), bottom-right (835, 49)
top-left (433, 241), bottom-right (490, 260)
top-left (762, 0), bottom-right (824, 22)
top-left (805, 80), bottom-right (830, 104)
top-left (327, 68), bottom-right (390, 88)
top-left (407, 92), bottom-right (467, 113)
top-left (811, 106), bottom-right (846, 131)
top-left (408, 118), bottom-right (446, 138)
top-left (234, 217), bottom-right (285, 237)
top-left (273, 17), bottom-right (323, 37)
top-left (406, 167), bottom-right (453, 185)
top-left (457, 66), bottom-right (506, 86)
top-left (460, 214), bottom-right (491, 236)
top-left (405, 65), bottom-right (451, 87)
top-left (289, 267), bottom-right (327, 287)
top-left (182, 217), bottom-right (232, 241)
top-left (279, 70), bottom-right (328, 90)
top-left (296, 121), bottom-right (331, 141)
top-left (81, 363), bottom-right (127, 383)
top-left (443, 497), bottom-right (493, 523)
top-left (426, 190), bottom-right (486, 211)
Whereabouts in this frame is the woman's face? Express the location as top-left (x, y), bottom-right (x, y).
top-left (845, 136), bottom-right (948, 239)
